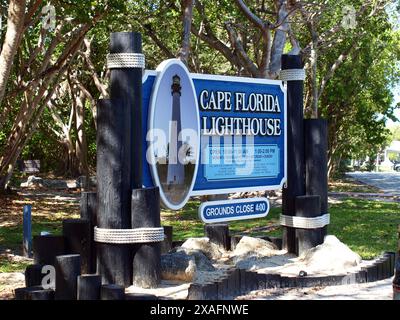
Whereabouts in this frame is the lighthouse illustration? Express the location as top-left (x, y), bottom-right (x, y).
top-left (167, 74), bottom-right (185, 186)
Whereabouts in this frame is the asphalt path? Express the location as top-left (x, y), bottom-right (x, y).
top-left (346, 172), bottom-right (400, 194)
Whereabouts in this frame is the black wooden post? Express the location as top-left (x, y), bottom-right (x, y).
top-left (304, 119), bottom-right (328, 242)
top-left (204, 224), bottom-right (231, 251)
top-left (131, 187), bottom-right (161, 288)
top-left (33, 235), bottom-right (65, 265)
top-left (54, 254), bottom-right (81, 300)
top-left (295, 195), bottom-right (322, 255)
top-left (62, 219), bottom-right (91, 274)
top-left (15, 286), bottom-right (54, 300)
top-left (26, 288), bottom-right (54, 300)
top-left (125, 292), bottom-right (157, 300)
top-left (96, 32), bottom-right (143, 287)
top-left (281, 54), bottom-right (305, 254)
top-left (80, 191), bottom-right (97, 273)
top-left (109, 31), bottom-right (143, 189)
top-left (161, 226), bottom-right (173, 254)
top-left (77, 274), bottom-right (101, 300)
top-left (25, 264), bottom-right (44, 287)
top-left (96, 98), bottom-right (133, 287)
top-left (101, 284), bottom-right (125, 300)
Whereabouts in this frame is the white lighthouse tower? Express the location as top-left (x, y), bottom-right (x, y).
top-left (167, 75), bottom-right (185, 185)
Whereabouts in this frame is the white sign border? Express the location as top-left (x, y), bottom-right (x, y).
top-left (145, 66), bottom-right (288, 209)
top-left (147, 59), bottom-right (201, 211)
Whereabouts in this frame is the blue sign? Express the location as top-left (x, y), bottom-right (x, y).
top-left (199, 198), bottom-right (270, 223)
top-left (143, 59), bottom-right (287, 210)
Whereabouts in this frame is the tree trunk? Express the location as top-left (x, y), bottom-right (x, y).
top-left (74, 88), bottom-right (89, 187)
top-left (0, 0), bottom-right (26, 108)
top-left (178, 0), bottom-right (194, 65)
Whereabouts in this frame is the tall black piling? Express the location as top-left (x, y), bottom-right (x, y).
top-left (96, 32), bottom-right (144, 287)
top-left (281, 54), bottom-right (305, 254)
top-left (304, 119), bottom-right (329, 242)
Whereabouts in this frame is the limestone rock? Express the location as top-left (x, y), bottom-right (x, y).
top-left (181, 237), bottom-right (223, 260)
top-left (230, 236), bottom-right (278, 259)
top-left (299, 235), bottom-right (362, 273)
top-left (20, 176), bottom-right (43, 188)
top-left (161, 251), bottom-right (196, 282)
top-left (161, 249), bottom-right (215, 282)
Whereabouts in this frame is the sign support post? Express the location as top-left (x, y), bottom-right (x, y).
top-left (281, 54), bottom-right (305, 254)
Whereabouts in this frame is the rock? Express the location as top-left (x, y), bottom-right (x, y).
top-left (230, 236), bottom-right (278, 259)
top-left (161, 251), bottom-right (196, 282)
top-left (229, 236), bottom-right (280, 269)
top-left (299, 235), bottom-right (362, 273)
top-left (20, 176), bottom-right (80, 190)
top-left (20, 176), bottom-right (43, 188)
top-left (161, 249), bottom-right (215, 282)
top-left (181, 237), bottom-right (224, 260)
top-left (174, 248), bottom-right (215, 272)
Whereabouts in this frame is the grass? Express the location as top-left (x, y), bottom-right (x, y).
top-left (328, 198), bottom-right (399, 259)
top-left (0, 256), bottom-right (31, 273)
top-left (0, 190), bottom-right (399, 272)
top-left (161, 199), bottom-right (282, 240)
top-left (162, 198), bottom-right (399, 260)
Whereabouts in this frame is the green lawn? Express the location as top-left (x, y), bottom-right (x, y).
top-left (0, 198), bottom-right (398, 272)
top-left (162, 198), bottom-right (399, 260)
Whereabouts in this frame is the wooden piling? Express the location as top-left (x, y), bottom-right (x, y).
top-left (295, 195), bottom-right (322, 255)
top-left (33, 235), bottom-right (65, 265)
top-left (25, 264), bottom-right (45, 287)
top-left (304, 119), bottom-right (329, 242)
top-left (281, 54), bottom-right (305, 254)
top-left (96, 98), bottom-right (133, 287)
top-left (62, 219), bottom-right (91, 274)
top-left (204, 223), bottom-right (231, 251)
top-left (54, 254), bottom-right (81, 300)
top-left (101, 284), bottom-right (125, 300)
top-left (80, 191), bottom-right (97, 273)
top-left (131, 187), bottom-right (161, 288)
top-left (77, 274), bottom-right (101, 300)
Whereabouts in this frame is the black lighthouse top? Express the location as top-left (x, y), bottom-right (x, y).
top-left (171, 75), bottom-right (181, 95)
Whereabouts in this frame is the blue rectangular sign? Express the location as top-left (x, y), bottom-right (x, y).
top-left (142, 67), bottom-right (286, 204)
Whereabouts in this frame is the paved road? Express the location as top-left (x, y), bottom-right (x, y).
top-left (347, 172), bottom-right (400, 194)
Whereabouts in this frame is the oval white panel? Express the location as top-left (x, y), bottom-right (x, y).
top-left (148, 59), bottom-right (200, 210)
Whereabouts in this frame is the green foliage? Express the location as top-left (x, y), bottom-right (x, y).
top-left (0, 0), bottom-right (398, 179)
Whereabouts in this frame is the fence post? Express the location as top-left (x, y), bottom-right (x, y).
top-left (281, 54), bottom-right (305, 254)
top-left (23, 205), bottom-right (32, 258)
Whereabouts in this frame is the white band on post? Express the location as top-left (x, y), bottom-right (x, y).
top-left (280, 213), bottom-right (330, 229)
top-left (279, 69), bottom-right (306, 81)
top-left (94, 226), bottom-right (164, 244)
top-left (107, 53), bottom-right (145, 69)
